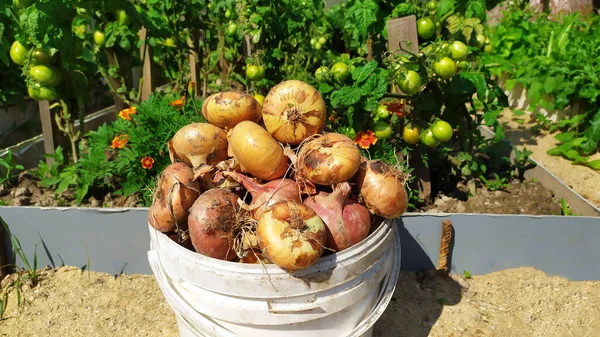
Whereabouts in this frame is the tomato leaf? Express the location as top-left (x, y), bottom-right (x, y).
top-left (391, 3), bottom-right (415, 17)
top-left (465, 0), bottom-right (486, 22)
top-left (330, 87), bottom-right (363, 108)
top-left (457, 72), bottom-right (486, 101)
top-left (345, 0), bottom-right (379, 46)
top-left (352, 60), bottom-right (378, 83)
top-left (587, 159), bottom-right (600, 170)
top-left (436, 0), bottom-right (456, 22)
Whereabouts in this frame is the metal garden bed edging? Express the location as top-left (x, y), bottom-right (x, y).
top-left (1, 207), bottom-right (598, 281)
top-left (478, 125), bottom-right (600, 217)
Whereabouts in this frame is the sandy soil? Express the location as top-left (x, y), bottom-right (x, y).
top-left (499, 110), bottom-right (600, 207)
top-left (2, 266), bottom-right (599, 337)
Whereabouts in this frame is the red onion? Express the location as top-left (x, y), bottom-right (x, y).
top-left (187, 188), bottom-right (241, 261)
top-left (226, 171), bottom-right (301, 220)
top-left (355, 160), bottom-right (408, 218)
top-left (304, 182), bottom-right (371, 252)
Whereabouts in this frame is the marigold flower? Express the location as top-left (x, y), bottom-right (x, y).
top-left (170, 97), bottom-right (185, 110)
top-left (354, 130), bottom-right (378, 149)
top-left (110, 134), bottom-right (129, 149)
top-left (118, 106), bottom-right (137, 120)
top-left (141, 156), bottom-right (155, 170)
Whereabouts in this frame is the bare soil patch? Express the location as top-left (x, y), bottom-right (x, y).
top-left (2, 266), bottom-right (599, 337)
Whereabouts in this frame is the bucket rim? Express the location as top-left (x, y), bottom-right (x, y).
top-left (148, 218), bottom-right (394, 276)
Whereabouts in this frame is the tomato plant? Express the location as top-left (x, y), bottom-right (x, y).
top-left (331, 62), bottom-right (350, 82)
top-left (398, 70), bottom-right (422, 96)
top-left (402, 125), bottom-right (420, 145)
top-left (9, 41), bottom-right (28, 66)
top-left (450, 41), bottom-right (468, 61)
top-left (420, 128), bottom-right (440, 147)
top-left (434, 57), bottom-right (457, 80)
top-left (372, 121), bottom-right (392, 139)
top-left (431, 119), bottom-right (453, 142)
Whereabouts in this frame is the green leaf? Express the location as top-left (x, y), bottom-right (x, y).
top-left (581, 110), bottom-right (600, 154)
top-left (554, 131), bottom-right (575, 143)
top-left (543, 76), bottom-right (562, 93)
top-left (352, 60), bottom-right (378, 83)
top-left (319, 82), bottom-right (335, 94)
top-left (362, 71), bottom-right (389, 98)
top-left (330, 87), bottom-right (363, 108)
top-left (512, 110), bottom-right (525, 116)
top-left (457, 72), bottom-right (487, 99)
top-left (436, 0), bottom-right (456, 22)
top-left (391, 3), bottom-right (415, 17)
top-left (346, 0), bottom-right (379, 43)
top-left (588, 159), bottom-right (600, 170)
top-left (465, 0), bottom-right (486, 21)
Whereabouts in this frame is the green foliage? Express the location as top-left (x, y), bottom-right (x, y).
top-left (0, 150), bottom-right (24, 187)
top-left (484, 5), bottom-right (600, 169)
top-left (35, 93), bottom-right (202, 205)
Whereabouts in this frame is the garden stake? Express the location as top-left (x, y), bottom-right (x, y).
top-left (437, 219), bottom-right (453, 277)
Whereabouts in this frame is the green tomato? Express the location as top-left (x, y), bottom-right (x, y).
top-left (417, 17), bottom-right (436, 40)
top-left (246, 65), bottom-right (264, 81)
top-left (373, 121), bottom-right (393, 139)
top-left (434, 57), bottom-right (457, 80)
top-left (227, 22), bottom-right (237, 36)
top-left (438, 42), bottom-right (451, 58)
top-left (165, 37), bottom-right (176, 47)
top-left (117, 10), bottom-right (130, 25)
top-left (33, 48), bottom-right (54, 65)
top-left (398, 70), bottom-right (422, 96)
top-left (318, 36), bottom-right (326, 45)
top-left (432, 119), bottom-right (453, 142)
top-left (426, 1), bottom-right (438, 11)
top-left (331, 62), bottom-right (350, 82)
top-left (484, 43), bottom-right (493, 54)
top-left (13, 0), bottom-right (33, 8)
top-left (314, 42), bottom-right (322, 50)
top-left (30, 65), bottom-right (61, 86)
top-left (472, 34), bottom-right (486, 49)
top-left (375, 104), bottom-right (391, 120)
top-left (315, 66), bottom-right (328, 82)
top-left (310, 38), bottom-right (316, 46)
top-left (225, 9), bottom-right (232, 19)
top-left (28, 83), bottom-right (58, 101)
top-left (94, 30), bottom-right (105, 47)
top-left (450, 41), bottom-right (468, 61)
top-left (10, 41), bottom-right (29, 66)
top-left (253, 93), bottom-right (265, 106)
top-left (457, 60), bottom-right (470, 71)
top-left (403, 125), bottom-right (421, 145)
top-left (420, 128), bottom-right (441, 147)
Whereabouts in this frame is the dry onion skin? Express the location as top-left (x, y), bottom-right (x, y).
top-left (257, 201), bottom-right (326, 270)
top-left (355, 160), bottom-right (409, 219)
top-left (169, 122), bottom-right (229, 169)
top-left (262, 80), bottom-right (327, 145)
top-left (187, 188), bottom-right (241, 261)
top-left (148, 162), bottom-right (200, 233)
top-left (297, 133), bottom-right (361, 186)
top-left (202, 91), bottom-right (262, 129)
top-left (228, 120), bottom-right (290, 181)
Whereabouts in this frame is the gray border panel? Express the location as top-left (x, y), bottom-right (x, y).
top-left (1, 207), bottom-right (599, 280)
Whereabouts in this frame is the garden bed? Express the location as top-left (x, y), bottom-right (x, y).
top-left (1, 266), bottom-right (599, 337)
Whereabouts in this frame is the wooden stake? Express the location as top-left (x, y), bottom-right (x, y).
top-left (437, 220), bottom-right (453, 277)
top-left (139, 27), bottom-right (155, 101)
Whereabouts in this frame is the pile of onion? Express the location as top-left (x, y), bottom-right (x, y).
top-left (148, 162), bottom-right (201, 233)
top-left (147, 79), bottom-right (412, 271)
top-left (262, 80), bottom-right (327, 145)
top-left (355, 159), bottom-right (409, 219)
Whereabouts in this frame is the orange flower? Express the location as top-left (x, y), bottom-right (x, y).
top-left (170, 97), bottom-right (185, 110)
top-left (118, 106), bottom-right (137, 120)
top-left (141, 156), bottom-right (155, 170)
top-left (354, 130), bottom-right (378, 149)
top-left (110, 134), bottom-right (129, 149)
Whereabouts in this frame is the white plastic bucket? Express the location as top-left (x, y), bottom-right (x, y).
top-left (148, 218), bottom-right (401, 337)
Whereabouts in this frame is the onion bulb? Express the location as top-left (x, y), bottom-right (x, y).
top-left (304, 182), bottom-right (371, 252)
top-left (226, 171), bottom-right (301, 220)
top-left (169, 123), bottom-right (229, 169)
top-left (228, 120), bottom-right (289, 181)
top-left (262, 80), bottom-right (326, 145)
top-left (148, 162), bottom-right (200, 232)
top-left (257, 201), bottom-right (326, 270)
top-left (202, 91), bottom-right (262, 129)
top-left (297, 133), bottom-right (361, 186)
top-left (187, 188), bottom-right (242, 261)
top-left (355, 160), bottom-right (408, 218)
